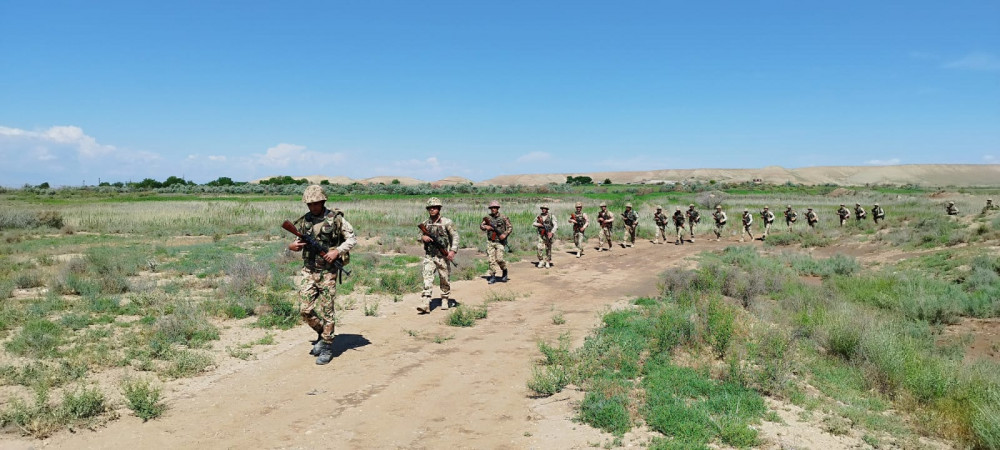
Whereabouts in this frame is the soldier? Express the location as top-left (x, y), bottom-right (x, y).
top-left (480, 200), bottom-right (511, 284)
top-left (596, 202), bottom-right (614, 251)
top-left (872, 203), bottom-right (885, 223)
top-left (712, 205), bottom-right (727, 241)
top-left (417, 197), bottom-right (459, 314)
top-left (946, 201), bottom-right (959, 216)
top-left (982, 199), bottom-right (995, 215)
top-left (532, 204), bottom-right (557, 268)
top-left (621, 203), bottom-right (638, 248)
top-left (784, 205), bottom-right (797, 232)
top-left (568, 202), bottom-right (589, 258)
top-left (288, 185), bottom-right (357, 365)
top-left (837, 204), bottom-right (850, 226)
top-left (760, 206), bottom-right (775, 240)
top-left (741, 209), bottom-right (754, 242)
top-left (672, 207), bottom-right (686, 245)
top-left (806, 207), bottom-right (819, 229)
top-left (854, 203), bottom-right (867, 222)
top-left (652, 205), bottom-right (668, 244)
top-left (686, 204), bottom-right (701, 243)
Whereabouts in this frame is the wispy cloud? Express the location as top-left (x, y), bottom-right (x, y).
top-left (515, 151), bottom-right (552, 163)
top-left (866, 158), bottom-right (901, 166)
top-left (943, 52), bottom-right (1000, 72)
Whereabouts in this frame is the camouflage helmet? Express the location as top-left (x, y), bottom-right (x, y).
top-left (539, 204), bottom-right (549, 210)
top-left (763, 205), bottom-right (769, 209)
top-left (787, 205), bottom-right (792, 209)
top-left (302, 185), bottom-right (327, 204)
top-left (948, 201), bottom-right (955, 205)
top-left (575, 202), bottom-right (583, 208)
top-left (625, 202), bottom-right (632, 208)
top-left (488, 200), bottom-right (501, 208)
top-left (656, 205), bottom-right (663, 210)
top-left (688, 204), bottom-right (695, 208)
top-left (807, 207), bottom-right (813, 210)
top-left (599, 202), bottom-right (607, 207)
top-left (715, 205), bottom-right (722, 209)
top-left (426, 197), bottom-right (443, 208)
top-left (676, 206), bottom-right (682, 211)
top-left (874, 203), bottom-right (879, 206)
top-left (855, 203), bottom-right (861, 206)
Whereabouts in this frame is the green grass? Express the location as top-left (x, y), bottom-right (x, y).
top-left (120, 377), bottom-right (165, 421)
top-left (446, 305), bottom-right (488, 327)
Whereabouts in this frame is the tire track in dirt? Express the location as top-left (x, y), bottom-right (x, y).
top-left (39, 238), bottom-right (740, 449)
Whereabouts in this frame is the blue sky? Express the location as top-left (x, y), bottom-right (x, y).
top-left (1, 1), bottom-right (998, 186)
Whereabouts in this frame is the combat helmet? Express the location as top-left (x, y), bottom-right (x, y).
top-left (539, 204), bottom-right (549, 210)
top-left (426, 197), bottom-right (443, 208)
top-left (575, 202), bottom-right (583, 208)
top-left (488, 200), bottom-right (501, 208)
top-left (856, 203), bottom-right (861, 206)
top-left (874, 203), bottom-right (879, 206)
top-left (302, 185), bottom-right (327, 204)
top-left (656, 205), bottom-right (663, 210)
top-left (715, 205), bottom-right (722, 210)
top-left (625, 202), bottom-right (632, 208)
top-left (688, 204), bottom-right (695, 208)
top-left (948, 201), bottom-right (955, 205)
top-left (599, 202), bottom-right (607, 207)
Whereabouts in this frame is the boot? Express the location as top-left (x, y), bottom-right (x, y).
top-left (309, 333), bottom-right (323, 356)
top-left (315, 341), bottom-right (335, 365)
top-left (500, 269), bottom-right (508, 282)
top-left (441, 297), bottom-right (450, 310)
top-left (417, 298), bottom-right (431, 314)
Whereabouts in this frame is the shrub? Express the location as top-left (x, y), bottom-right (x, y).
top-left (163, 350), bottom-right (214, 378)
top-left (5, 319), bottom-right (63, 358)
top-left (60, 386), bottom-right (107, 420)
top-left (446, 305), bottom-right (488, 327)
top-left (120, 377), bottom-right (165, 421)
top-left (581, 390), bottom-right (632, 436)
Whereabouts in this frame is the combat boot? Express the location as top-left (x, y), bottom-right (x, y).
top-left (309, 333), bottom-right (323, 356)
top-left (417, 297), bottom-right (432, 314)
top-left (441, 297), bottom-right (450, 310)
top-left (315, 341), bottom-right (335, 365)
top-left (500, 269), bottom-right (508, 282)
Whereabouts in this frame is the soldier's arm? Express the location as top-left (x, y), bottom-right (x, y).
top-left (446, 220), bottom-right (460, 252)
top-left (501, 216), bottom-right (512, 239)
top-left (551, 216), bottom-right (558, 233)
top-left (337, 218), bottom-right (358, 253)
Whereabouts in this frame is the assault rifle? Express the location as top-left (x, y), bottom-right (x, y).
top-left (281, 220), bottom-right (352, 279)
top-left (418, 223), bottom-right (459, 266)
top-left (536, 216), bottom-right (553, 238)
top-left (570, 213), bottom-right (586, 235)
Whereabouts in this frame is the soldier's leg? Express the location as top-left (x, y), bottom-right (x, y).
top-left (316, 272), bottom-right (338, 343)
top-left (297, 270), bottom-right (324, 335)
top-left (437, 256), bottom-right (451, 303)
top-left (496, 242), bottom-right (507, 271)
top-left (574, 232), bottom-right (584, 256)
top-left (418, 257), bottom-right (436, 313)
top-left (545, 240), bottom-right (553, 265)
top-left (536, 236), bottom-right (546, 266)
top-left (486, 243), bottom-right (499, 277)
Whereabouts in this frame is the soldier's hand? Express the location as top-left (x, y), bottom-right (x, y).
top-left (447, 250), bottom-right (456, 261)
top-left (499, 233), bottom-right (508, 240)
top-left (323, 249), bottom-right (340, 263)
top-left (421, 235), bottom-right (433, 243)
top-left (547, 232), bottom-right (554, 239)
top-left (288, 240), bottom-right (305, 252)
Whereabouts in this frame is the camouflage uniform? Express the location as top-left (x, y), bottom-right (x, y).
top-left (854, 203), bottom-right (866, 222)
top-left (784, 206), bottom-right (797, 231)
top-left (946, 201), bottom-right (959, 216)
top-left (596, 204), bottom-right (614, 251)
top-left (686, 205), bottom-right (701, 241)
top-left (712, 206), bottom-right (727, 241)
top-left (652, 206), bottom-right (668, 244)
top-left (805, 208), bottom-right (818, 229)
top-left (533, 205), bottom-right (558, 267)
top-left (741, 210), bottom-right (754, 241)
top-left (569, 202), bottom-right (589, 258)
top-left (872, 204), bottom-right (885, 223)
top-left (672, 208), bottom-right (686, 244)
top-left (291, 185), bottom-right (357, 365)
top-left (621, 204), bottom-right (638, 247)
top-left (760, 207), bottom-right (775, 240)
top-left (481, 201), bottom-right (512, 284)
top-left (983, 199), bottom-right (995, 215)
top-left (837, 205), bottom-right (850, 226)
top-left (418, 198), bottom-right (459, 313)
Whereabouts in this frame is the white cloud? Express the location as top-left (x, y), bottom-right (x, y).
top-left (515, 151), bottom-right (552, 164)
top-left (985, 155), bottom-right (997, 163)
top-left (866, 158), bottom-right (901, 166)
top-left (943, 52), bottom-right (1000, 72)
top-left (251, 143), bottom-right (344, 169)
top-left (0, 125), bottom-right (162, 185)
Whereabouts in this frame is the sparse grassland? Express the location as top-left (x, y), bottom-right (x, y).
top-left (1, 184), bottom-right (999, 442)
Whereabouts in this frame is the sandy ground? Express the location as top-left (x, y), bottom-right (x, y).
top-left (3, 236), bottom-right (928, 450)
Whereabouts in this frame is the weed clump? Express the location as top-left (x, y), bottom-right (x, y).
top-left (120, 377), bottom-right (165, 421)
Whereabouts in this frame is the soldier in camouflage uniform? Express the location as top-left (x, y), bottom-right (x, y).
top-left (946, 201), bottom-right (959, 216)
top-left (837, 204), bottom-right (850, 226)
top-left (741, 209), bottom-right (754, 242)
top-left (686, 204), bottom-right (701, 242)
top-left (983, 199), bottom-right (996, 215)
top-left (652, 205), bottom-right (668, 244)
top-left (760, 206), bottom-right (775, 240)
top-left (672, 207), bottom-right (686, 245)
top-left (806, 207), bottom-right (819, 229)
top-left (568, 202), bottom-right (589, 258)
top-left (621, 203), bottom-right (638, 248)
top-left (417, 197), bottom-right (459, 314)
top-left (712, 205), bottom-right (727, 241)
top-left (854, 203), bottom-right (866, 222)
top-left (872, 203), bottom-right (885, 223)
top-left (288, 185), bottom-right (357, 365)
top-left (784, 205), bottom-right (797, 232)
top-left (532, 204), bottom-right (557, 268)
top-left (481, 200), bottom-right (512, 284)
top-left (596, 202), bottom-right (614, 251)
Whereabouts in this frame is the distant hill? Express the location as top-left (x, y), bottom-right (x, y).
top-left (251, 165), bottom-right (1000, 187)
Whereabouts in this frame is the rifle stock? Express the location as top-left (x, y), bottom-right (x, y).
top-left (281, 220), bottom-right (351, 277)
top-left (418, 223), bottom-right (459, 266)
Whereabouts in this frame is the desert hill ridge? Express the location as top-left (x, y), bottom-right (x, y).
top-left (254, 164), bottom-right (1000, 187)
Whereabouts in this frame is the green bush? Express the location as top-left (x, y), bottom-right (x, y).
top-left (446, 305), bottom-right (488, 327)
top-left (581, 390), bottom-right (632, 435)
top-left (60, 386), bottom-right (107, 420)
top-left (163, 350), bottom-right (214, 378)
top-left (5, 319), bottom-right (63, 358)
top-left (120, 377), bottom-right (165, 421)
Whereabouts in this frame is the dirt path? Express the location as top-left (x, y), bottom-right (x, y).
top-left (12, 237), bottom-right (871, 449)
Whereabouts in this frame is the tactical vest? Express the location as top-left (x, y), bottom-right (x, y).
top-left (571, 213), bottom-right (587, 232)
top-left (295, 209), bottom-right (350, 270)
top-left (714, 212), bottom-right (727, 224)
top-left (687, 210), bottom-right (701, 223)
top-left (486, 214), bottom-right (510, 241)
top-left (673, 213), bottom-right (685, 226)
top-left (538, 214), bottom-right (554, 232)
top-left (423, 218), bottom-right (452, 256)
top-left (598, 211), bottom-right (613, 228)
top-left (654, 212), bottom-right (667, 226)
